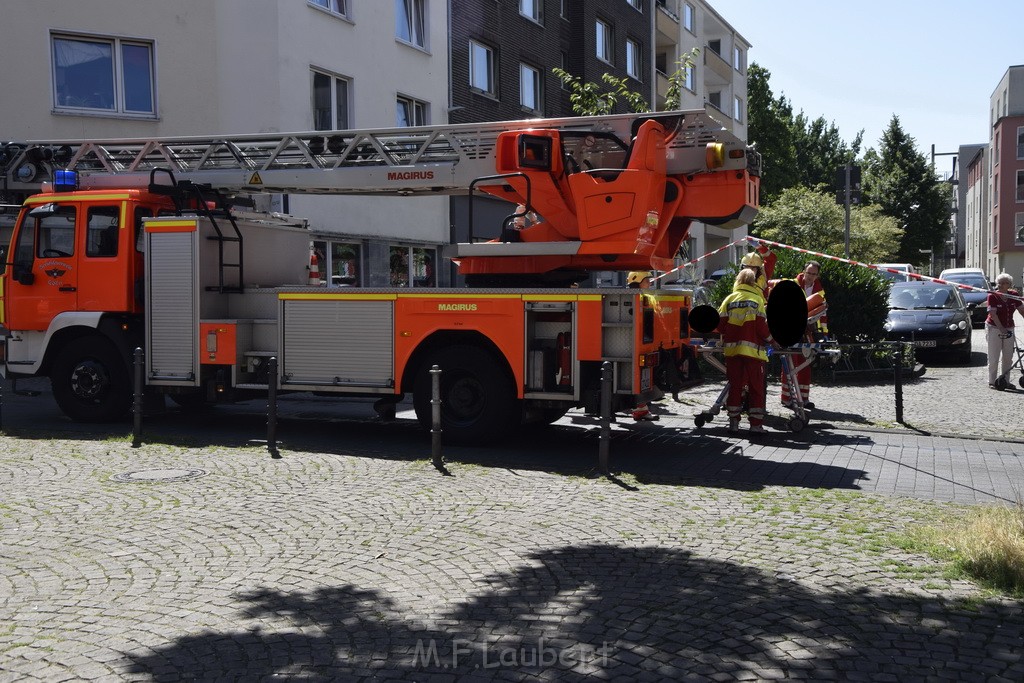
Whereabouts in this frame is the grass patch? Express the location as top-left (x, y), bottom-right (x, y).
top-left (898, 502), bottom-right (1024, 597)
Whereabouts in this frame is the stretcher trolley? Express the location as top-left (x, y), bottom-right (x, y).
top-left (690, 340), bottom-right (840, 433)
top-left (774, 343), bottom-right (841, 431)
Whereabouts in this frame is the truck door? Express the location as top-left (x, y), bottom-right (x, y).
top-left (5, 202), bottom-right (80, 331)
top-left (77, 203), bottom-right (133, 312)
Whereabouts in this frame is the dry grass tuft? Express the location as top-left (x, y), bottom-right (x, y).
top-left (928, 501), bottom-right (1024, 596)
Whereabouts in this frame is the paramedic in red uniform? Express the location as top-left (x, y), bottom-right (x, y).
top-left (781, 260), bottom-right (828, 409)
top-left (718, 268), bottom-right (775, 434)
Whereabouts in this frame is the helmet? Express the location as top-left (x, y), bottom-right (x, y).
top-left (740, 252), bottom-right (764, 268)
top-left (627, 271), bottom-right (653, 285)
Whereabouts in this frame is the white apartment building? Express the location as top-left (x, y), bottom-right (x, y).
top-left (0, 0), bottom-right (450, 287)
top-left (654, 0), bottom-right (751, 282)
top-left (963, 147), bottom-right (992, 276)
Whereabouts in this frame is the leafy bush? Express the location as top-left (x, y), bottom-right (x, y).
top-left (706, 248), bottom-right (890, 343)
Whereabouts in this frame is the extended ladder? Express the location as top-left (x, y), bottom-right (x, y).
top-left (9, 108), bottom-right (754, 197)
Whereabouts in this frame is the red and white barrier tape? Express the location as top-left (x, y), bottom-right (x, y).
top-left (650, 237), bottom-right (750, 283)
top-left (745, 236), bottom-right (1024, 302)
top-left (651, 233), bottom-right (1023, 305)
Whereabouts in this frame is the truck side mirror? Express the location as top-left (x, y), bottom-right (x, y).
top-left (28, 203), bottom-right (57, 218)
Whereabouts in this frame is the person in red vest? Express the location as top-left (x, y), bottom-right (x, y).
top-left (718, 268), bottom-right (776, 433)
top-left (986, 272), bottom-right (1023, 389)
top-left (781, 260), bottom-right (828, 409)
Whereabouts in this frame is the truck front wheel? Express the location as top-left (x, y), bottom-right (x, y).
top-left (51, 337), bottom-right (132, 422)
top-left (413, 345), bottom-right (519, 445)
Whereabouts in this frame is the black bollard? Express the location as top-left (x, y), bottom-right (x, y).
top-left (599, 360), bottom-right (612, 475)
top-left (132, 347), bottom-right (144, 448)
top-left (894, 342), bottom-right (904, 424)
top-left (430, 364), bottom-right (443, 470)
top-left (268, 356), bottom-right (280, 458)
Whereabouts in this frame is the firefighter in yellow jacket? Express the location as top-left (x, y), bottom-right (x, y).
top-left (718, 268), bottom-right (775, 433)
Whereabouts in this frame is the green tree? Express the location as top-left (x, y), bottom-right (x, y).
top-left (862, 116), bottom-right (953, 266)
top-left (790, 112), bottom-right (863, 190)
top-left (746, 64), bottom-right (799, 204)
top-left (745, 63), bottom-right (862, 206)
top-left (751, 186), bottom-right (902, 263)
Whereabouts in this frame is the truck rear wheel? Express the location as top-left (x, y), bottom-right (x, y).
top-left (413, 345), bottom-right (519, 445)
top-left (51, 337), bottom-right (131, 422)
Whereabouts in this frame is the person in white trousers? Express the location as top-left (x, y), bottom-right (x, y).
top-left (986, 273), bottom-right (1023, 389)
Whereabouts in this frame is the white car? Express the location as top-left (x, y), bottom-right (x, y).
top-left (873, 263), bottom-right (918, 283)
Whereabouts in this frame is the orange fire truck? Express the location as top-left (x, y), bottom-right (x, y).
top-left (0, 109), bottom-right (759, 443)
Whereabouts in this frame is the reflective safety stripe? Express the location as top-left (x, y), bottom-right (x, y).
top-left (722, 339), bottom-right (768, 361)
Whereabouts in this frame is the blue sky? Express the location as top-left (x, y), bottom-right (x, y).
top-left (708, 0), bottom-right (1022, 177)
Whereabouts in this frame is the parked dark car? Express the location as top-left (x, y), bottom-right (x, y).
top-left (938, 269), bottom-right (989, 327)
top-left (884, 281), bottom-right (972, 364)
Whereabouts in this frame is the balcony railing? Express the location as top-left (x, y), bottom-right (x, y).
top-left (656, 0), bottom-right (680, 21)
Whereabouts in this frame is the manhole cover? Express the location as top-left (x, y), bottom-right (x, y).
top-left (112, 468), bottom-right (206, 483)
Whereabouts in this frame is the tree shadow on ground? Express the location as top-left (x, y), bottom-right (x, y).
top-left (123, 544), bottom-right (1022, 681)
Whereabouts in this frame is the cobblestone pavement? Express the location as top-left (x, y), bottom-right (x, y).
top-left (1, 332), bottom-right (1024, 681)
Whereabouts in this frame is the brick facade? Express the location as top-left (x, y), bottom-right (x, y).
top-left (449, 0), bottom-right (652, 123)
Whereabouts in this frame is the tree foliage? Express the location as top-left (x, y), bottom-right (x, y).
top-left (751, 186), bottom-right (902, 263)
top-left (862, 116), bottom-right (954, 266)
top-left (746, 64), bottom-right (798, 204)
top-left (745, 63), bottom-right (862, 204)
top-left (552, 49), bottom-right (699, 116)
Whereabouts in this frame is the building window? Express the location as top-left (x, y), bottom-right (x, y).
top-left (733, 96), bottom-right (743, 123)
top-left (626, 0), bottom-right (642, 10)
top-left (1017, 170), bottom-right (1024, 203)
top-left (469, 40), bottom-right (495, 95)
top-left (596, 19), bottom-right (612, 64)
top-left (708, 91), bottom-right (722, 112)
top-left (684, 65), bottom-right (695, 91)
top-left (733, 46), bottom-right (744, 72)
top-left (994, 173), bottom-right (999, 206)
top-left (708, 39), bottom-right (721, 56)
top-left (309, 0), bottom-right (348, 17)
top-left (1016, 213), bottom-right (1024, 245)
top-left (1017, 126), bottom-right (1024, 159)
top-left (313, 240), bottom-right (363, 287)
top-left (994, 131), bottom-right (1000, 166)
top-left (520, 64), bottom-right (541, 112)
top-left (396, 95), bottom-right (427, 127)
top-left (52, 33), bottom-right (154, 115)
top-left (396, 0), bottom-right (426, 48)
top-left (520, 0), bottom-right (541, 23)
top-left (626, 39), bottom-right (641, 80)
top-left (683, 2), bottom-right (694, 32)
top-left (390, 246), bottom-right (436, 287)
top-left (312, 70), bottom-right (350, 130)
